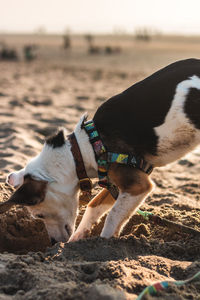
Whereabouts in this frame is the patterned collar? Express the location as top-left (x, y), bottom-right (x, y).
top-left (83, 119), bottom-right (153, 198)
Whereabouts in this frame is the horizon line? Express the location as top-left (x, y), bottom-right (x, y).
top-left (1, 30), bottom-right (200, 37)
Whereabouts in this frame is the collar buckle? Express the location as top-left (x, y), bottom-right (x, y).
top-left (79, 178), bottom-right (92, 192)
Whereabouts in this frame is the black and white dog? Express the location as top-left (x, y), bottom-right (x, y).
top-left (2, 58), bottom-right (200, 244)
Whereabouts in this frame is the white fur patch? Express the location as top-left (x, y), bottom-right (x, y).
top-left (153, 76), bottom-right (200, 166)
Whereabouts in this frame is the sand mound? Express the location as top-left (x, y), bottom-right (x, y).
top-left (1, 179), bottom-right (200, 299)
top-left (0, 184), bottom-right (51, 254)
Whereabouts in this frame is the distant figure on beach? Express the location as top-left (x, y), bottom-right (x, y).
top-left (0, 43), bottom-right (18, 61)
top-left (84, 34), bottom-right (101, 54)
top-left (63, 34), bottom-right (71, 49)
top-left (23, 45), bottom-right (37, 61)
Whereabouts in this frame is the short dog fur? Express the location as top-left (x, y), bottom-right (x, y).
top-left (3, 58), bottom-right (200, 243)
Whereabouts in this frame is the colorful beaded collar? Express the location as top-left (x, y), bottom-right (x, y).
top-left (83, 120), bottom-right (153, 196)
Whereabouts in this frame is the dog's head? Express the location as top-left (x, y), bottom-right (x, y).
top-left (2, 125), bottom-right (82, 244)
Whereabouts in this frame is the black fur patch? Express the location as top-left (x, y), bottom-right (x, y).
top-left (46, 129), bottom-right (65, 148)
top-left (10, 174), bottom-right (47, 206)
top-left (184, 87), bottom-right (200, 129)
top-left (94, 59), bottom-right (200, 156)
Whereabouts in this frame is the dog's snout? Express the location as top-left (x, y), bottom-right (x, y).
top-left (7, 173), bottom-right (14, 185)
top-left (51, 237), bottom-right (58, 245)
top-left (6, 168), bottom-right (25, 188)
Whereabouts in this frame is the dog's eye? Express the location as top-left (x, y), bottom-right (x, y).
top-left (36, 214), bottom-right (45, 219)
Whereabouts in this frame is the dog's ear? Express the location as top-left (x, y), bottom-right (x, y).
top-left (0, 175), bottom-right (47, 214)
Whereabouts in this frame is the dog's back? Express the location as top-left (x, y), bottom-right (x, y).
top-left (94, 58), bottom-right (200, 166)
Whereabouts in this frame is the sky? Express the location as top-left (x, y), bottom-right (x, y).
top-left (1, 0), bottom-right (200, 35)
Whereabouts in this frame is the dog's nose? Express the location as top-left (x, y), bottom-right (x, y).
top-left (51, 237), bottom-right (58, 246)
top-left (7, 173), bottom-right (14, 186)
top-left (6, 170), bottom-right (25, 188)
top-left (7, 173), bottom-right (19, 188)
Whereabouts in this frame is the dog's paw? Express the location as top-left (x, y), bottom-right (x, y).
top-left (68, 229), bottom-right (90, 242)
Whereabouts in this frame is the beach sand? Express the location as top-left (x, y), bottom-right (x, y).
top-left (0, 34), bottom-right (200, 299)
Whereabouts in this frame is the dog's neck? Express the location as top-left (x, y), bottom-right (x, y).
top-left (73, 118), bottom-right (98, 179)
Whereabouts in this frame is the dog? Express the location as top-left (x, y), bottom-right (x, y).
top-left (2, 58), bottom-right (200, 244)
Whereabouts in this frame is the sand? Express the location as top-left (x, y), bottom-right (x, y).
top-left (0, 34), bottom-right (200, 299)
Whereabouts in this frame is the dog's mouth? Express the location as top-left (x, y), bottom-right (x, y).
top-left (49, 224), bottom-right (72, 246)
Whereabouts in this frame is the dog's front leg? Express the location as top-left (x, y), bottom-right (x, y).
top-left (69, 189), bottom-right (115, 242)
top-left (100, 165), bottom-right (154, 238)
top-left (100, 191), bottom-right (150, 238)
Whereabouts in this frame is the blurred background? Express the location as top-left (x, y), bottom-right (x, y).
top-left (1, 0), bottom-right (200, 72)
